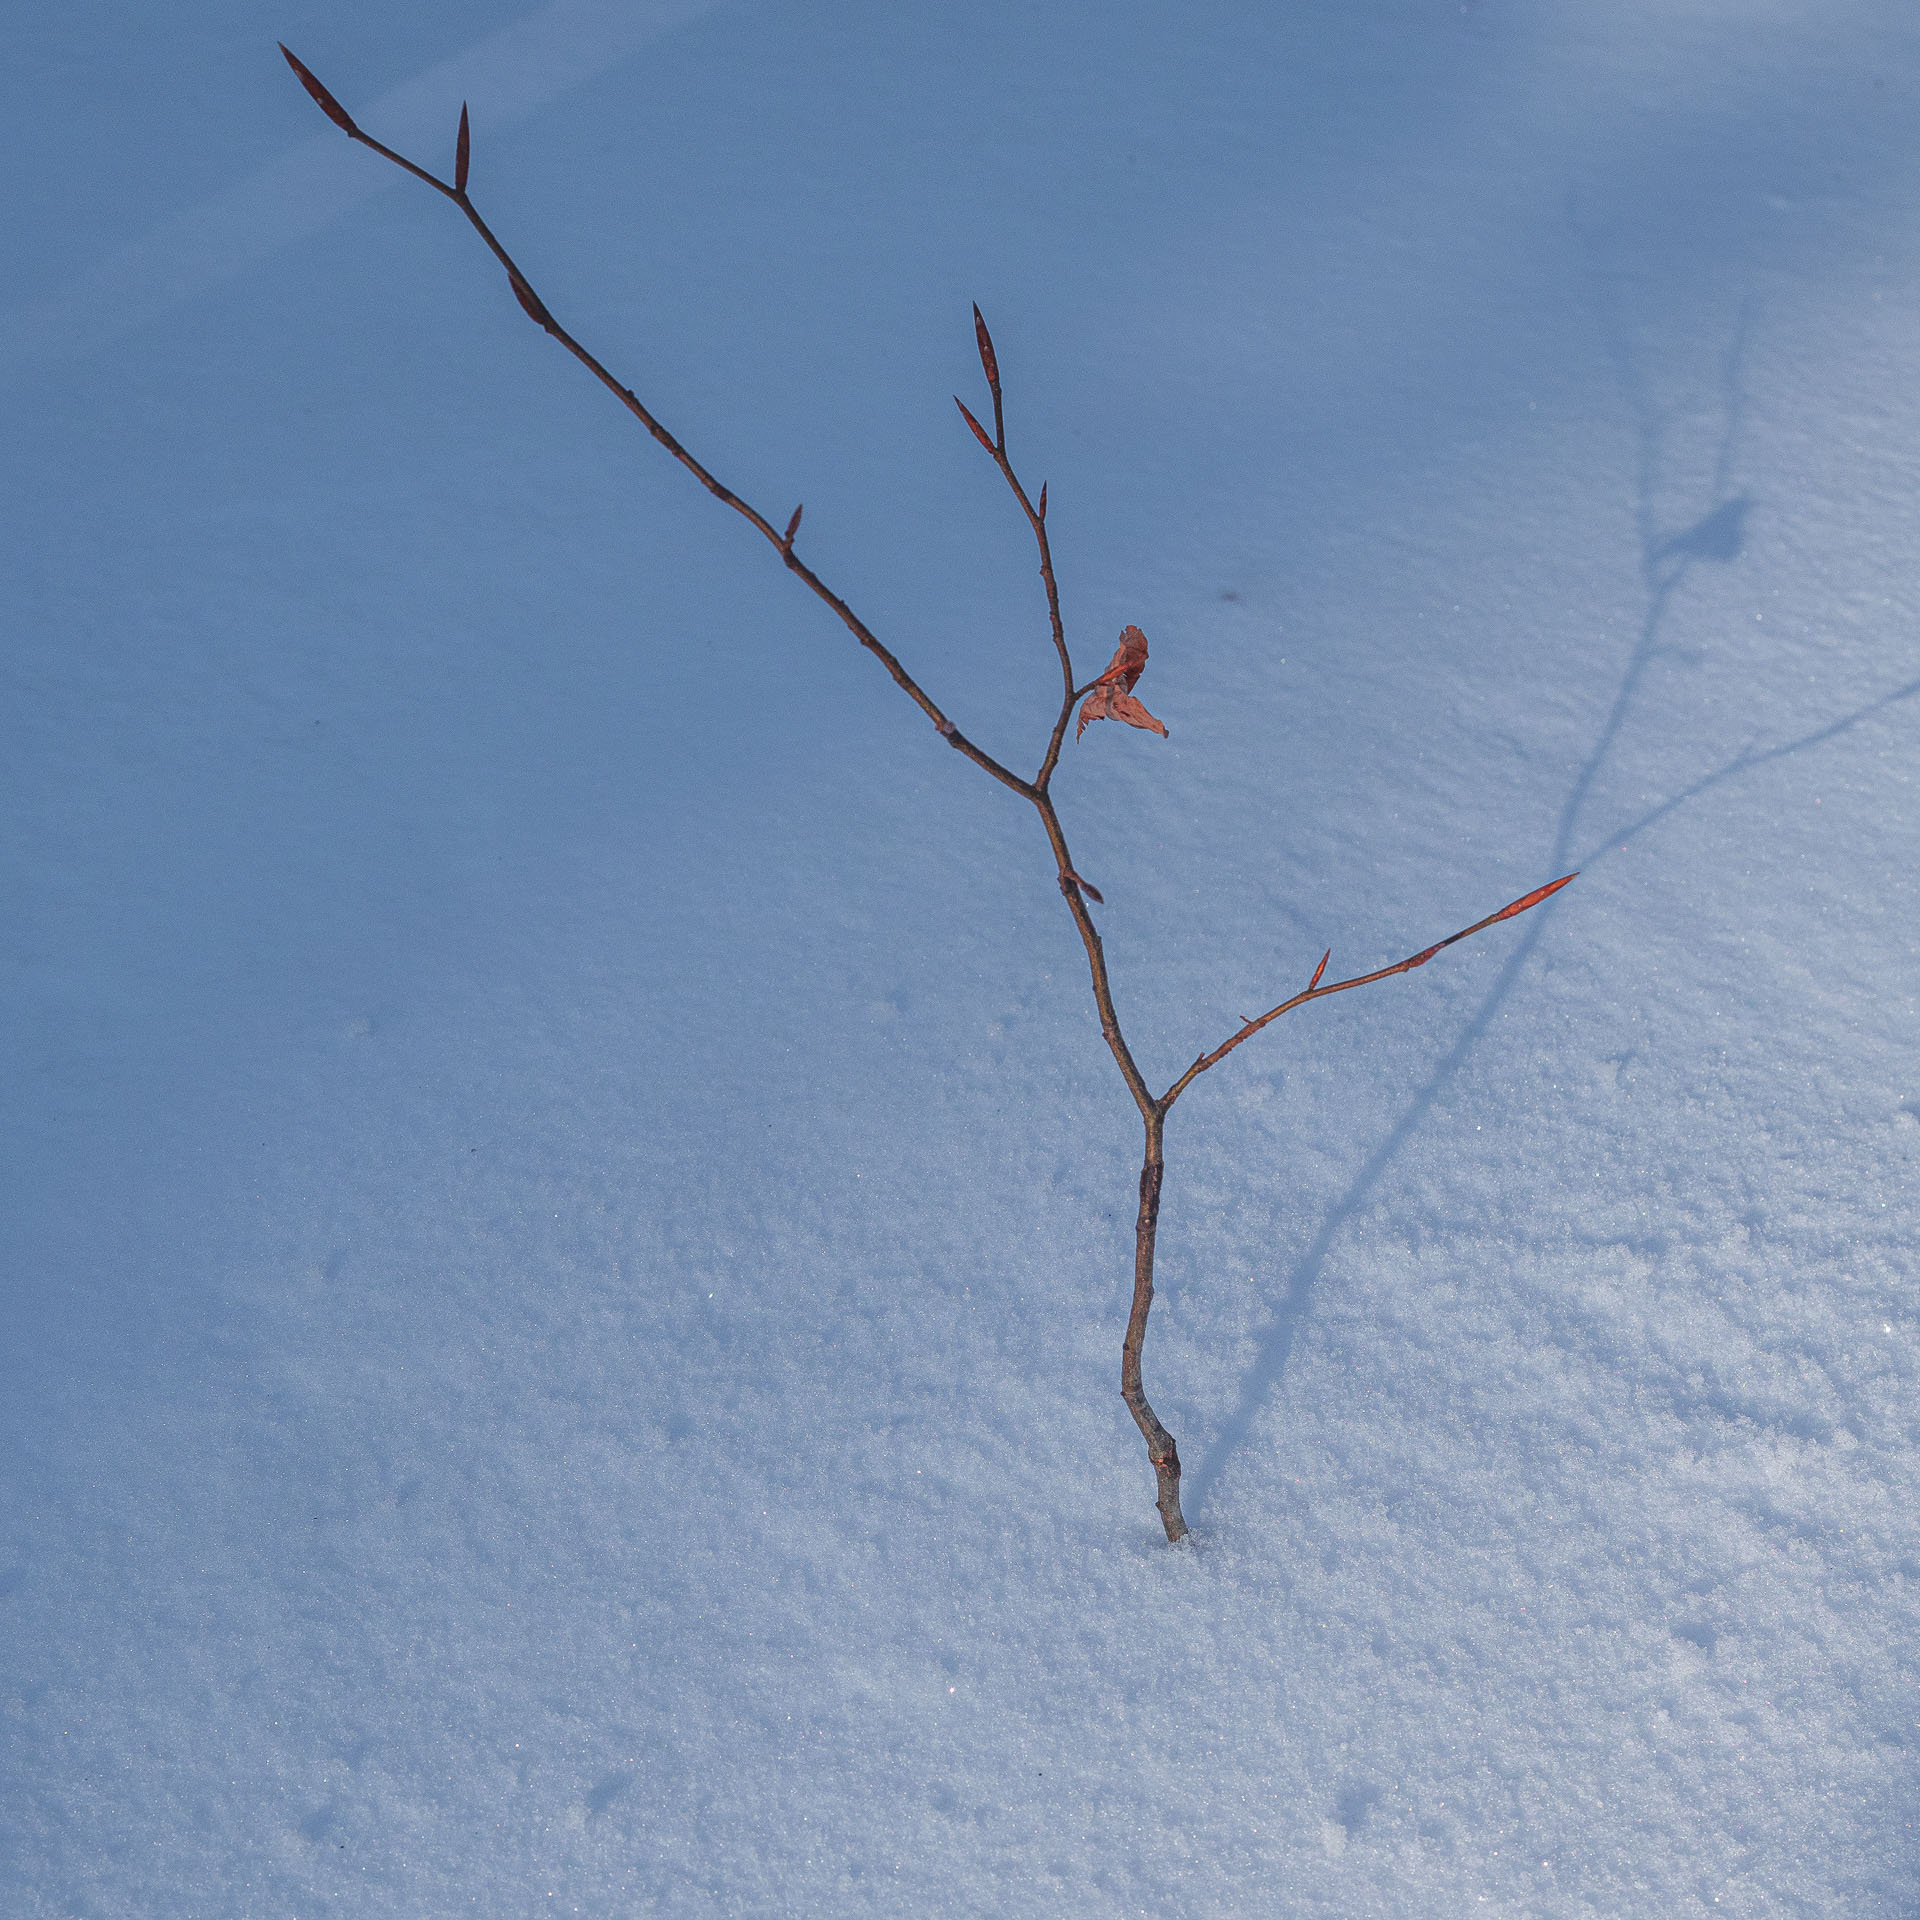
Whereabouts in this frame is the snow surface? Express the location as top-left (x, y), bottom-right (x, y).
top-left (5, 1), bottom-right (1920, 1912)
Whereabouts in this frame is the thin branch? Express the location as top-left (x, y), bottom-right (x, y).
top-left (946, 304), bottom-right (1162, 1119)
top-left (1030, 796), bottom-right (1160, 1121)
top-left (279, 47), bottom-right (1036, 804)
top-left (285, 47), bottom-right (1159, 1122)
top-left (1122, 1114), bottom-right (1186, 1542)
top-left (956, 309), bottom-right (1077, 785)
top-left (1161, 872), bottom-right (1577, 1110)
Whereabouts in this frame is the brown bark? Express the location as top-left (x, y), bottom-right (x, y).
top-left (1122, 1113), bottom-right (1187, 1542)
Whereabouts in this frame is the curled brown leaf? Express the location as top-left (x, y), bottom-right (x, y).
top-left (1077, 625), bottom-right (1167, 739)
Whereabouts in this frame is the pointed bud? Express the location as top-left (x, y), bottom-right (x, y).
top-left (280, 46), bottom-right (358, 137)
top-left (782, 504), bottom-right (803, 549)
top-left (1037, 482), bottom-right (1047, 519)
top-left (1490, 872), bottom-right (1577, 922)
top-left (1067, 870), bottom-right (1104, 904)
top-left (972, 304), bottom-right (1001, 397)
top-left (1308, 949), bottom-right (1330, 991)
top-left (506, 267), bottom-right (552, 327)
top-left (953, 397), bottom-right (995, 455)
top-left (456, 103), bottom-right (471, 195)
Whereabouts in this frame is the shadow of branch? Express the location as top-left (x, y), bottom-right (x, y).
top-left (1187, 292), bottom-right (1912, 1519)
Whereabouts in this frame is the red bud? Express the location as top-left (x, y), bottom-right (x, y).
top-left (1490, 872), bottom-right (1576, 922)
top-left (953, 397), bottom-right (995, 455)
top-left (456, 103), bottom-right (470, 194)
top-left (972, 304), bottom-right (1000, 395)
top-left (1308, 948), bottom-right (1330, 991)
top-left (280, 46), bottom-right (358, 137)
top-left (507, 267), bottom-right (551, 327)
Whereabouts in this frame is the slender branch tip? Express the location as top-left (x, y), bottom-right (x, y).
top-left (280, 45), bottom-right (358, 136)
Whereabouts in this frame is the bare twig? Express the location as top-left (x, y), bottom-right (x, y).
top-left (277, 48), bottom-right (1032, 803)
top-left (281, 48), bottom-right (1575, 1544)
top-left (1160, 872), bottom-right (1578, 1111)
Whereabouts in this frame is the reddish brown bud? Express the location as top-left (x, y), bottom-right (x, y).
top-left (506, 267), bottom-right (552, 327)
top-left (1308, 948), bottom-right (1330, 991)
top-left (1038, 481), bottom-right (1047, 519)
top-left (782, 504), bottom-right (803, 549)
top-left (1491, 872), bottom-right (1577, 922)
top-left (280, 45), bottom-right (358, 137)
top-left (953, 397), bottom-right (995, 455)
top-left (1067, 870), bottom-right (1104, 904)
top-left (456, 103), bottom-right (471, 195)
top-left (972, 304), bottom-right (1001, 395)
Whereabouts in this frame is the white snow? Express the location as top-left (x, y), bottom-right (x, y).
top-left (4, 1), bottom-right (1919, 1913)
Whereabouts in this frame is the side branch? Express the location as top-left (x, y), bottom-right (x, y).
top-left (1161, 872), bottom-right (1577, 1110)
top-left (949, 309), bottom-right (1160, 1120)
top-left (280, 47), bottom-right (1034, 803)
top-left (955, 309), bottom-right (1077, 786)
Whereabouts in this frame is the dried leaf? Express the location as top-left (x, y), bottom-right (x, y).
top-left (1076, 625), bottom-right (1167, 739)
top-left (455, 102), bottom-right (470, 194)
top-left (280, 45), bottom-right (358, 137)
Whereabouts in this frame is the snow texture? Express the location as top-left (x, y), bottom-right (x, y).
top-left (4, 1), bottom-right (1919, 1913)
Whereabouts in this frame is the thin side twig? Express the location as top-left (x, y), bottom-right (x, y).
top-left (1161, 872), bottom-right (1578, 1111)
top-left (278, 48), bottom-right (1034, 805)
